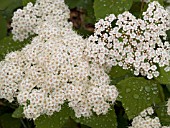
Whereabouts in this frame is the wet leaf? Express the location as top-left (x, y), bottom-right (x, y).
top-left (12, 106), bottom-right (24, 118)
top-left (94, 0), bottom-right (133, 20)
top-left (71, 107), bottom-right (117, 128)
top-left (109, 66), bottom-right (133, 85)
top-left (0, 36), bottom-right (31, 61)
top-left (155, 102), bottom-right (170, 126)
top-left (116, 77), bottom-right (164, 119)
top-left (35, 105), bottom-right (71, 128)
top-left (0, 13), bottom-right (7, 40)
top-left (156, 67), bottom-right (170, 85)
top-left (0, 113), bottom-right (21, 128)
top-left (0, 0), bottom-right (22, 20)
top-left (22, 0), bottom-right (36, 6)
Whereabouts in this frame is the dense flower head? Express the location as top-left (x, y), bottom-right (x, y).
top-left (0, 0), bottom-right (118, 119)
top-left (11, 0), bottom-right (70, 41)
top-left (129, 107), bottom-right (170, 128)
top-left (87, 1), bottom-right (170, 79)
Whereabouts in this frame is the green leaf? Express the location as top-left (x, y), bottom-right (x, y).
top-left (166, 85), bottom-right (170, 93)
top-left (0, 36), bottom-right (31, 61)
top-left (35, 104), bottom-right (117, 128)
top-left (65, 0), bottom-right (86, 9)
top-left (167, 30), bottom-right (170, 42)
top-left (0, 0), bottom-right (15, 10)
top-left (155, 102), bottom-right (170, 126)
top-left (62, 118), bottom-right (78, 128)
top-left (109, 66), bottom-right (133, 85)
top-left (116, 77), bottom-right (164, 119)
top-left (94, 0), bottom-right (133, 20)
top-left (0, 13), bottom-right (7, 40)
top-left (22, 0), bottom-right (36, 6)
top-left (35, 105), bottom-right (71, 128)
top-left (133, 0), bottom-right (140, 2)
top-left (133, 0), bottom-right (164, 5)
top-left (155, 67), bottom-right (170, 85)
top-left (71, 107), bottom-right (117, 128)
top-left (129, 2), bottom-right (143, 18)
top-left (0, 0), bottom-right (22, 20)
top-left (0, 113), bottom-right (21, 128)
top-left (12, 106), bottom-right (24, 118)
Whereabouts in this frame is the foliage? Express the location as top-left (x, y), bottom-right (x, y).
top-left (22, 0), bottom-right (36, 6)
top-left (35, 104), bottom-right (117, 128)
top-left (109, 66), bottom-right (134, 85)
top-left (94, 0), bottom-right (133, 20)
top-left (0, 13), bottom-right (7, 40)
top-left (0, 113), bottom-right (21, 128)
top-left (12, 106), bottom-right (24, 118)
top-left (35, 105), bottom-right (71, 128)
top-left (70, 107), bottom-right (117, 128)
top-left (156, 67), bottom-right (170, 85)
top-left (155, 102), bottom-right (170, 126)
top-left (0, 36), bottom-right (31, 61)
top-left (116, 77), bottom-right (164, 119)
top-left (0, 0), bottom-right (22, 20)
top-left (0, 0), bottom-right (170, 128)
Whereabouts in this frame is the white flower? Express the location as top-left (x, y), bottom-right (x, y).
top-left (0, 0), bottom-right (118, 120)
top-left (88, 1), bottom-right (170, 79)
top-left (129, 107), bottom-right (170, 128)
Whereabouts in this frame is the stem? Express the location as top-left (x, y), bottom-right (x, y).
top-left (20, 118), bottom-right (27, 128)
top-left (26, 119), bottom-right (32, 128)
top-left (141, 0), bottom-right (145, 12)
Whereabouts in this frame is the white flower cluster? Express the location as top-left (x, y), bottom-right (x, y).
top-left (0, 0), bottom-right (118, 119)
top-left (11, 0), bottom-right (70, 41)
top-left (88, 1), bottom-right (170, 79)
top-left (129, 107), bottom-right (170, 128)
top-left (167, 98), bottom-right (170, 115)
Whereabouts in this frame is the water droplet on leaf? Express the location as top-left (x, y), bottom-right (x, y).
top-left (153, 91), bottom-right (157, 94)
top-left (147, 97), bottom-right (151, 100)
top-left (126, 88), bottom-right (131, 93)
top-left (133, 94), bottom-right (139, 99)
top-left (140, 86), bottom-right (143, 91)
top-left (145, 86), bottom-right (151, 92)
top-left (119, 8), bottom-right (123, 11)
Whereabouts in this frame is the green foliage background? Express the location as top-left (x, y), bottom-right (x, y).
top-left (0, 0), bottom-right (170, 128)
